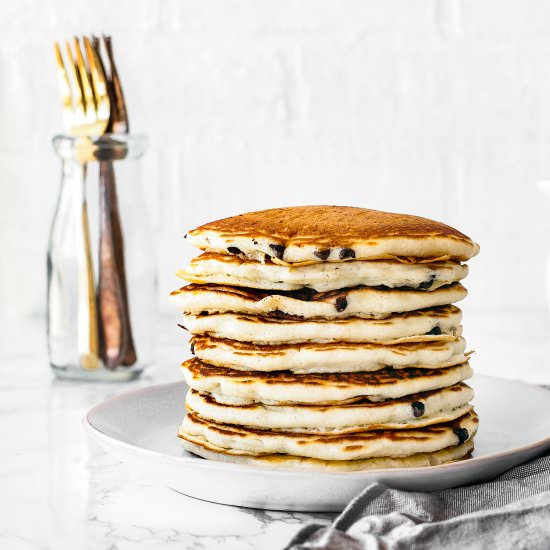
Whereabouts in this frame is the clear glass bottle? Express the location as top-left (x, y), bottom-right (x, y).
top-left (47, 134), bottom-right (156, 381)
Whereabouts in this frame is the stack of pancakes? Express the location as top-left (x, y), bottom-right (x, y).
top-left (170, 206), bottom-right (480, 471)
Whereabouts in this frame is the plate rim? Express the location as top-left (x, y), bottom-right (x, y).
top-left (84, 374), bottom-right (550, 479)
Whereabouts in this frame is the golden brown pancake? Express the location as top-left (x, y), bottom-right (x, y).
top-left (177, 252), bottom-right (469, 292)
top-left (185, 383), bottom-right (474, 434)
top-left (189, 335), bottom-right (470, 373)
top-left (185, 206), bottom-right (480, 264)
top-left (182, 311), bottom-right (466, 349)
top-left (178, 410), bottom-right (479, 461)
top-left (181, 357), bottom-right (473, 404)
top-left (170, 283), bottom-right (467, 319)
top-left (180, 438), bottom-right (475, 471)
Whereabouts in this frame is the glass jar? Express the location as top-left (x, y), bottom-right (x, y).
top-left (47, 134), bottom-right (156, 381)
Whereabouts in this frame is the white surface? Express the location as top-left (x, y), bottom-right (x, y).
top-left (3, 1), bottom-right (550, 341)
top-left (85, 376), bottom-right (550, 512)
top-left (0, 319), bottom-right (331, 550)
top-left (0, 315), bottom-right (549, 547)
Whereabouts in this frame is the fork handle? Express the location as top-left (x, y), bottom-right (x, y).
top-left (78, 164), bottom-right (100, 370)
top-left (98, 160), bottom-right (136, 369)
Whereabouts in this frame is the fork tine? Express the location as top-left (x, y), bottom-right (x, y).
top-left (54, 42), bottom-right (78, 134)
top-left (54, 37), bottom-right (112, 137)
top-left (102, 35), bottom-right (129, 133)
top-left (54, 42), bottom-right (72, 109)
top-left (94, 35), bottom-right (117, 132)
top-left (84, 36), bottom-right (110, 124)
top-left (73, 37), bottom-right (95, 122)
top-left (64, 40), bottom-right (87, 129)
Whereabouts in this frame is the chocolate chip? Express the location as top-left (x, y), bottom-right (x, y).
top-left (183, 234), bottom-right (187, 239)
top-left (339, 248), bottom-right (355, 260)
top-left (411, 402), bottom-right (425, 418)
top-left (314, 248), bottom-right (331, 260)
top-left (190, 341), bottom-right (195, 355)
top-left (418, 274), bottom-right (436, 290)
top-left (426, 326), bottom-right (442, 336)
top-left (269, 309), bottom-right (305, 320)
top-left (453, 427), bottom-right (469, 445)
top-left (252, 239), bottom-right (258, 245)
top-left (227, 246), bottom-right (242, 255)
top-left (335, 296), bottom-right (348, 312)
top-left (269, 244), bottom-right (285, 260)
top-left (292, 288), bottom-right (317, 301)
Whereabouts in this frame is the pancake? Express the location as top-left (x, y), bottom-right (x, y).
top-left (183, 311), bottom-right (465, 346)
top-left (180, 308), bottom-right (466, 344)
top-left (177, 253), bottom-right (469, 292)
top-left (190, 335), bottom-right (469, 373)
top-left (178, 410), bottom-right (478, 461)
top-left (180, 438), bottom-right (474, 471)
top-left (170, 284), bottom-right (467, 319)
top-left (186, 206), bottom-right (479, 264)
top-left (185, 383), bottom-right (474, 434)
top-left (181, 358), bottom-right (473, 404)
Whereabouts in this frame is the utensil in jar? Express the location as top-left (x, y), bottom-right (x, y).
top-left (53, 38), bottom-right (112, 370)
top-left (93, 35), bottom-right (137, 368)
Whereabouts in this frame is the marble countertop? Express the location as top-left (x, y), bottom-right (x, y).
top-left (1, 312), bottom-right (550, 550)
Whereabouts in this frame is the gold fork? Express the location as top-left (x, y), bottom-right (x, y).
top-left (54, 37), bottom-right (111, 370)
top-left (54, 37), bottom-right (110, 138)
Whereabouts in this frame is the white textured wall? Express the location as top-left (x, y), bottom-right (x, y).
top-left (2, 0), bottom-right (550, 339)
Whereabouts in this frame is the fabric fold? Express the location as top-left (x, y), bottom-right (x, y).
top-left (285, 454), bottom-right (550, 550)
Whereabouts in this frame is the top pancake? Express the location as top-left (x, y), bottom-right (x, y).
top-left (186, 206), bottom-right (480, 264)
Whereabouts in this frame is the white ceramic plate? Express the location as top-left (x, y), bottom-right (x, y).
top-left (84, 375), bottom-right (550, 512)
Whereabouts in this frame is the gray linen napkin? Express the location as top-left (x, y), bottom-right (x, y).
top-left (285, 453), bottom-right (550, 550)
